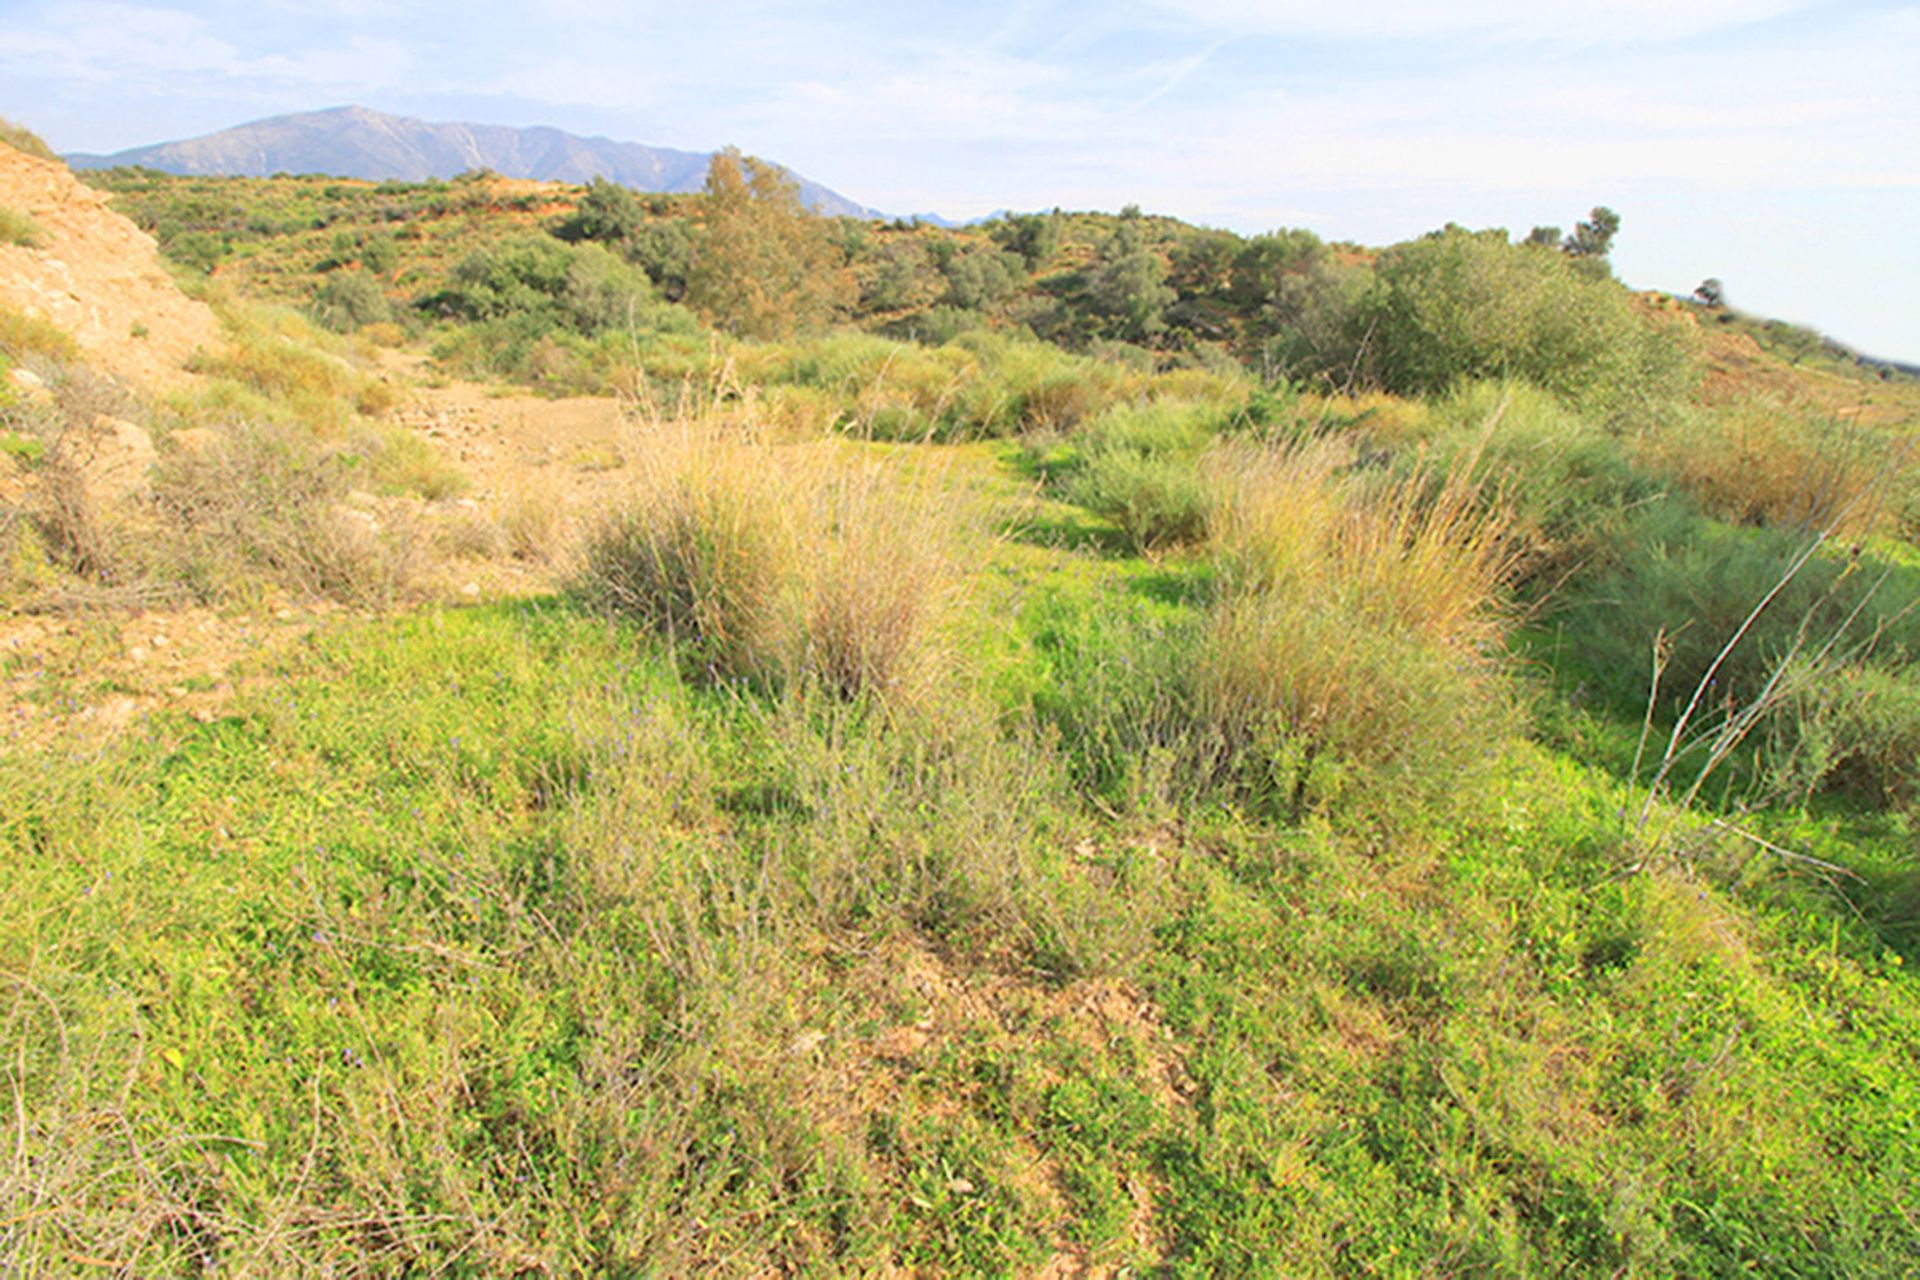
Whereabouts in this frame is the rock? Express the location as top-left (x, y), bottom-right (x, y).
top-left (126, 645), bottom-right (148, 663)
top-left (460, 581), bottom-right (481, 599)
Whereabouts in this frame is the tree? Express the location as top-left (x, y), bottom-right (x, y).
top-left (553, 176), bottom-right (645, 246)
top-left (1694, 277), bottom-right (1726, 308)
top-left (685, 148), bottom-right (853, 338)
top-left (1563, 206), bottom-right (1620, 275)
top-left (989, 212), bottom-right (1062, 272)
top-left (941, 246), bottom-right (1026, 312)
top-left (1360, 223), bottom-right (1690, 415)
top-left (1086, 218), bottom-right (1175, 343)
top-left (1227, 229), bottom-right (1367, 381)
top-left (1524, 225), bottom-right (1562, 249)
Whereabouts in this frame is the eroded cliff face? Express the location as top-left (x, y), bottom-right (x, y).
top-left (0, 143), bottom-right (221, 392)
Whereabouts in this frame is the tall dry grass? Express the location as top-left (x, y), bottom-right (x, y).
top-left (1636, 400), bottom-right (1898, 538)
top-left (577, 425), bottom-right (966, 699)
top-left (1197, 437), bottom-right (1520, 824)
top-left (1209, 437), bottom-right (1518, 654)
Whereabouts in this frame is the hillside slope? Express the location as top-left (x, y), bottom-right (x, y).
top-left (0, 144), bottom-right (219, 389)
top-left (66, 105), bottom-right (882, 219)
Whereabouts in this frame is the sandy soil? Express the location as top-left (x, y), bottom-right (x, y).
top-left (0, 145), bottom-right (221, 389)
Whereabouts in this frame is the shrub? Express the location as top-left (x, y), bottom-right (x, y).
top-left (311, 270), bottom-right (393, 333)
top-left (1361, 225), bottom-right (1693, 420)
top-left (151, 420), bottom-right (419, 605)
top-left (1767, 661), bottom-right (1920, 808)
top-left (1570, 509), bottom-right (1920, 715)
top-left (1063, 403), bottom-right (1217, 551)
top-left (185, 304), bottom-right (396, 432)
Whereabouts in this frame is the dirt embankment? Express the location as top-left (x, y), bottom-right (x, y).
top-left (0, 144), bottom-right (221, 389)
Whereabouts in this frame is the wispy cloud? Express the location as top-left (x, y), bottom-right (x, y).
top-left (1146, 0), bottom-right (1821, 44)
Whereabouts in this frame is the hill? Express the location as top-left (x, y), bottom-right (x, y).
top-left (65, 105), bottom-right (882, 219)
top-left (0, 142), bottom-right (220, 390)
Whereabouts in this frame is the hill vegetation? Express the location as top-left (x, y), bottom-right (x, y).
top-left (1, 142), bottom-right (1918, 1275)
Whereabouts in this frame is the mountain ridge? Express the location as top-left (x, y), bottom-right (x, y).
top-left (65, 105), bottom-right (882, 219)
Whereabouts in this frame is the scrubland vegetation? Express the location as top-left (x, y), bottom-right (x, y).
top-left (1, 143), bottom-right (1919, 1275)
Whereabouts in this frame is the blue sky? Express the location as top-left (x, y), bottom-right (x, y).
top-left (4, 0), bottom-right (1917, 360)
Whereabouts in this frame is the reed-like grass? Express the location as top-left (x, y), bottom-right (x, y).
top-left (577, 425), bottom-right (965, 699)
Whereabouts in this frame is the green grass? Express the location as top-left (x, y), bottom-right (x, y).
top-left (6, 559), bottom-right (1918, 1274)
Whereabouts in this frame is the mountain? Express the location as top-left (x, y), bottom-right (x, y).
top-left (65, 105), bottom-right (882, 219)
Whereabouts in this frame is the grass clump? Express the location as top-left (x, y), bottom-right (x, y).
top-left (0, 206), bottom-right (43, 248)
top-left (0, 116), bottom-right (56, 161)
top-left (1199, 439), bottom-right (1519, 824)
top-left (577, 428), bottom-right (962, 698)
top-left (576, 428), bottom-right (803, 681)
top-left (0, 304), bottom-right (81, 364)
top-left (1638, 397), bottom-right (1901, 538)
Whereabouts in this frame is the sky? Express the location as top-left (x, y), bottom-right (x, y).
top-left (3, 0), bottom-right (1917, 360)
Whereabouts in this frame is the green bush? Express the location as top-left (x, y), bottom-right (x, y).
top-left (311, 270), bottom-right (393, 333)
top-left (1062, 403), bottom-right (1217, 551)
top-left (1361, 225), bottom-right (1692, 420)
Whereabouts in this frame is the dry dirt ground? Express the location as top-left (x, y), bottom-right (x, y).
top-left (1, 359), bottom-right (646, 744)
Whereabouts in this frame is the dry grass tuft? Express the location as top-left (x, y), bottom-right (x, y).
top-left (1636, 400), bottom-right (1897, 538)
top-left (1198, 437), bottom-right (1520, 823)
top-left (577, 426), bottom-right (964, 698)
top-left (1210, 437), bottom-right (1518, 654)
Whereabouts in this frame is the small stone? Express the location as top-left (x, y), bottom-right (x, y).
top-left (947, 1178), bottom-right (975, 1195)
top-left (126, 645), bottom-right (148, 663)
top-left (460, 582), bottom-right (481, 599)
top-left (789, 1030), bottom-right (826, 1057)
top-left (150, 634), bottom-right (169, 649)
top-left (165, 684), bottom-right (188, 698)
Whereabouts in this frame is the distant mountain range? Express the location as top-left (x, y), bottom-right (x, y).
top-left (66, 105), bottom-right (884, 219)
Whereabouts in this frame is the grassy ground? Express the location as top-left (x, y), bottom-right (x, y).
top-left (5, 167), bottom-right (1919, 1274)
top-left (5, 430), bottom-right (1919, 1275)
